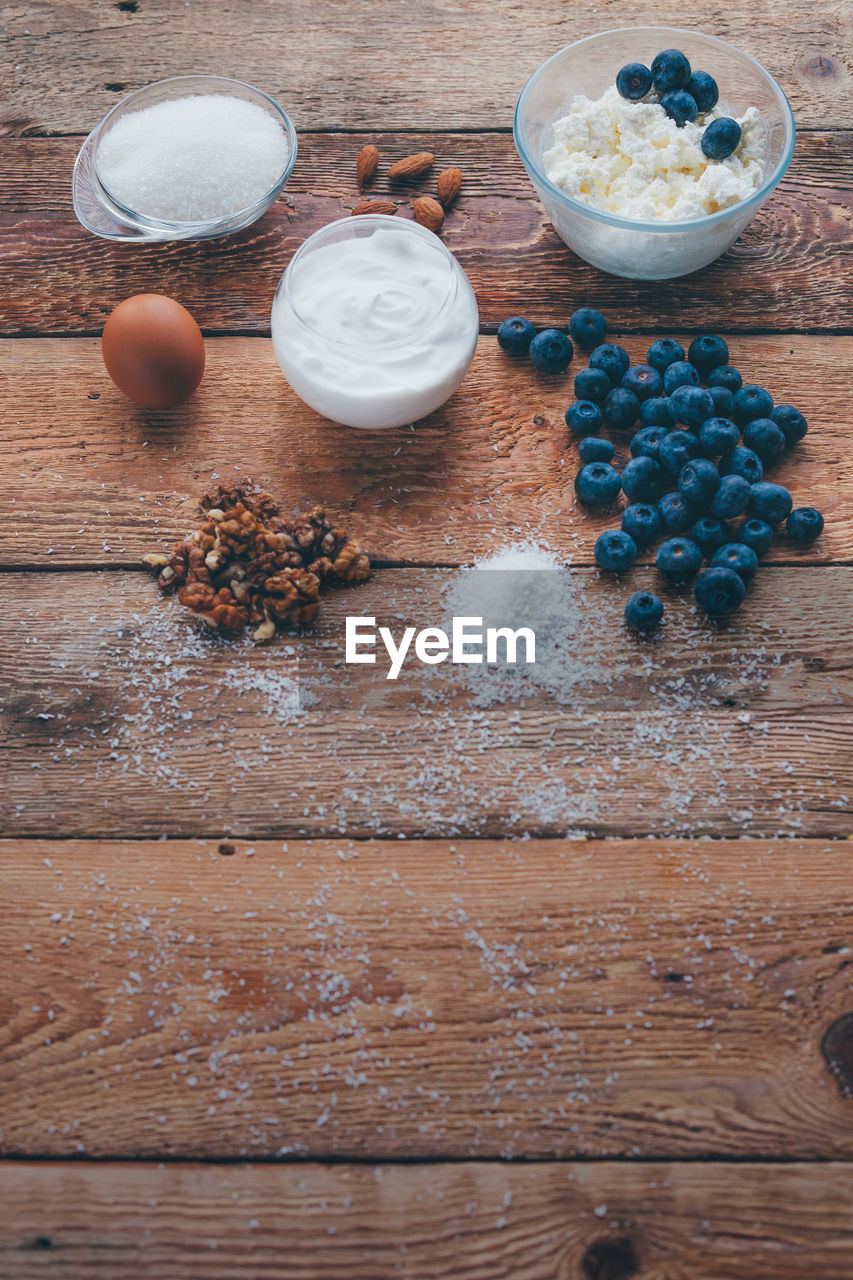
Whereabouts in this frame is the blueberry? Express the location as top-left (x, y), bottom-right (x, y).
top-left (712, 542), bottom-right (758, 583)
top-left (656, 536), bottom-right (702, 582)
top-left (786, 506), bottom-right (824, 544)
top-left (622, 455), bottom-right (665, 502)
top-left (659, 429), bottom-right (701, 476)
top-left (701, 117), bottom-right (742, 161)
top-left (622, 502), bottom-right (661, 549)
top-left (616, 62), bottom-right (653, 100)
top-left (742, 417), bottom-right (786, 466)
top-left (663, 360), bottom-right (701, 395)
top-left (694, 566), bottom-right (745, 616)
top-left (658, 491), bottom-right (693, 535)
top-left (565, 399), bottom-right (604, 436)
top-left (749, 481), bottom-right (793, 525)
top-left (707, 385), bottom-right (735, 419)
top-left (575, 461), bottom-right (622, 506)
top-left (720, 446), bottom-right (763, 484)
top-left (711, 473), bottom-right (751, 520)
top-left (662, 89), bottom-right (698, 127)
top-left (529, 328), bottom-right (574, 374)
top-left (574, 367), bottom-right (612, 406)
top-left (687, 334), bottom-right (729, 375)
top-left (771, 404), bottom-right (808, 446)
top-left (733, 384), bottom-right (774, 426)
top-left (578, 436), bottom-right (615, 464)
top-left (646, 338), bottom-right (685, 373)
top-left (685, 70), bottom-right (719, 113)
top-left (497, 316), bottom-right (536, 357)
top-left (690, 515), bottom-right (729, 556)
top-left (699, 416), bottom-right (740, 457)
top-left (604, 387), bottom-right (641, 432)
top-left (651, 48), bottom-right (691, 93)
top-left (631, 425), bottom-right (668, 461)
top-left (678, 458), bottom-right (720, 506)
top-left (622, 364), bottom-right (664, 402)
top-left (739, 519), bottom-right (774, 557)
top-left (625, 591), bottom-right (664, 632)
top-left (708, 365), bottom-right (743, 393)
top-left (670, 384), bottom-right (714, 428)
top-left (595, 529), bottom-right (638, 573)
top-left (639, 396), bottom-right (675, 428)
top-left (589, 343), bottom-right (631, 386)
top-left (569, 307), bottom-right (608, 349)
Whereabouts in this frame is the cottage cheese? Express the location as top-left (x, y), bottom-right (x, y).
top-left (543, 85), bottom-right (765, 222)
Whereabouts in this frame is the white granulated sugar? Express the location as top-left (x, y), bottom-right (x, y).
top-left (96, 94), bottom-right (289, 221)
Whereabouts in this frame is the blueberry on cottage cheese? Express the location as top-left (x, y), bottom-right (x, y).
top-left (647, 338), bottom-right (685, 373)
top-left (651, 48), bottom-right (692, 93)
top-left (595, 529), bottom-right (638, 572)
top-left (701, 116), bottom-right (742, 161)
top-left (565, 399), bottom-right (604, 436)
top-left (659, 429), bottom-right (701, 476)
top-left (622, 502), bottom-right (661, 549)
top-left (569, 307), bottom-right (608, 348)
top-left (574, 366), bottom-right (612, 406)
top-left (639, 396), bottom-right (675, 428)
top-left (575, 461), bottom-right (622, 506)
top-left (631, 425), bottom-right (669, 461)
top-left (663, 360), bottom-right (701, 395)
top-left (678, 458), bottom-right (720, 506)
top-left (578, 436), bottom-right (615, 464)
top-left (694, 566), bottom-right (745, 616)
top-left (690, 515), bottom-right (730, 556)
top-left (670, 384), bottom-right (714, 428)
top-left (604, 387), bottom-right (641, 431)
top-left (529, 328), bottom-right (573, 374)
top-left (707, 385), bottom-right (735, 419)
top-left (589, 343), bottom-right (631, 386)
top-left (497, 316), bottom-right (536, 357)
top-left (616, 62), bottom-right (654, 101)
top-left (625, 590), bottom-right (664, 632)
top-left (771, 404), bottom-right (808, 445)
top-left (656, 535), bottom-right (702, 582)
top-left (720, 446), bottom-right (763, 484)
top-left (786, 506), bottom-right (824, 543)
top-left (662, 89), bottom-right (699, 128)
top-left (657, 491), bottom-right (694, 535)
top-left (622, 455), bottom-right (665, 502)
top-left (708, 364), bottom-right (743, 393)
top-left (749, 481), bottom-right (793, 524)
top-left (711, 473), bottom-right (751, 520)
top-left (712, 542), bottom-right (759, 583)
top-left (685, 70), bottom-right (719, 113)
top-left (742, 417), bottom-right (786, 466)
top-left (688, 334), bottom-right (729, 376)
top-left (733, 383), bottom-right (774, 426)
top-left (699, 416), bottom-right (740, 457)
top-left (622, 364), bottom-right (664, 402)
top-left (739, 518), bottom-right (775, 556)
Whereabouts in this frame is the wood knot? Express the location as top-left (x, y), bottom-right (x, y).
top-left (801, 53), bottom-right (836, 79)
top-left (582, 1235), bottom-right (639, 1280)
top-left (821, 1012), bottom-right (853, 1098)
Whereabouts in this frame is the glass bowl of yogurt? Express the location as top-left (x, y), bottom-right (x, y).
top-left (271, 215), bottom-right (480, 430)
top-left (513, 27), bottom-right (795, 279)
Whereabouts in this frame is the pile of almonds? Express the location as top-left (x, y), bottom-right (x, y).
top-left (352, 144), bottom-right (462, 234)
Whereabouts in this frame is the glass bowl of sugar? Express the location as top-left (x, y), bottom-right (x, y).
top-left (73, 75), bottom-right (297, 242)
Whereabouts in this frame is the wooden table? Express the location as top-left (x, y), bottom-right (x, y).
top-left (2, 3), bottom-right (852, 1276)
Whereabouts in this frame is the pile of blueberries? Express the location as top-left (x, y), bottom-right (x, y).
top-left (496, 308), bottom-right (824, 631)
top-left (616, 47), bottom-right (742, 161)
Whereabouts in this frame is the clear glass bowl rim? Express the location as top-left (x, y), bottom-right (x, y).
top-left (275, 213), bottom-right (465, 353)
top-left (513, 26), bottom-right (796, 234)
top-left (92, 73), bottom-right (298, 232)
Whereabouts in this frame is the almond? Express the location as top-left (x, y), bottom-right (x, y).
top-left (351, 200), bottom-right (398, 216)
top-left (412, 196), bottom-right (444, 234)
top-left (356, 144), bottom-right (379, 192)
top-left (388, 151), bottom-right (435, 180)
top-left (437, 167), bottom-right (463, 207)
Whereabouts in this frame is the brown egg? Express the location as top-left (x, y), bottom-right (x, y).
top-left (101, 294), bottom-right (205, 409)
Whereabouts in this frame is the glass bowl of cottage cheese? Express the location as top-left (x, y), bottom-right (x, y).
top-left (514, 27), bottom-right (795, 279)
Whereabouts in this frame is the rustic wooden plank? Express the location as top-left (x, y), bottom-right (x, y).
top-left (1, 133), bottom-right (851, 335)
top-left (3, 1160), bottom-right (853, 1280)
top-left (1, 336), bottom-right (849, 568)
top-left (3, 0), bottom-right (849, 132)
top-left (1, 837), bottom-right (852, 1160)
top-left (1, 569), bottom-right (850, 840)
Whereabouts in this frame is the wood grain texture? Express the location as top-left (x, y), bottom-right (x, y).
top-left (1, 567), bottom-right (851, 840)
top-left (2, 336), bottom-right (850, 568)
top-left (2, 0), bottom-right (850, 132)
top-left (1, 133), bottom-right (851, 335)
top-left (1, 837), bottom-right (852, 1160)
top-left (4, 1159), bottom-right (853, 1279)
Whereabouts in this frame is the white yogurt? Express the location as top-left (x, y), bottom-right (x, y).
top-left (271, 216), bottom-right (479, 429)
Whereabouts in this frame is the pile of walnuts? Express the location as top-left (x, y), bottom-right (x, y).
top-left (144, 482), bottom-right (371, 643)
